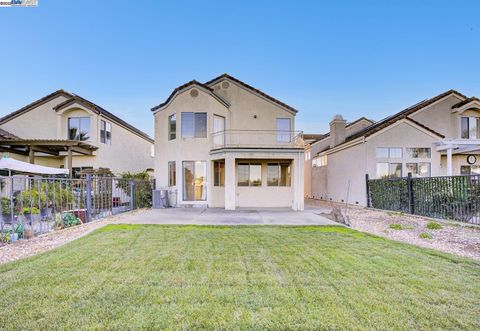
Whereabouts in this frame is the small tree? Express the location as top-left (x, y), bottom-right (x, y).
top-left (117, 171), bottom-right (153, 208)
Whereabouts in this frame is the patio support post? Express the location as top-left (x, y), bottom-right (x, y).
top-left (224, 156), bottom-right (236, 210)
top-left (446, 147), bottom-right (453, 176)
top-left (86, 174), bottom-right (92, 222)
top-left (28, 148), bottom-right (35, 164)
top-left (67, 146), bottom-right (73, 176)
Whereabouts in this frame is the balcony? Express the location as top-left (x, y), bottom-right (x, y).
top-left (211, 130), bottom-right (304, 150)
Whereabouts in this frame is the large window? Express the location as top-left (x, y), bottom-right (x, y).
top-left (461, 117), bottom-right (480, 139)
top-left (276, 118), bottom-right (291, 142)
top-left (376, 147), bottom-right (402, 158)
top-left (100, 120), bottom-right (112, 144)
top-left (213, 161), bottom-right (225, 187)
top-left (405, 147), bottom-right (431, 158)
top-left (461, 165), bottom-right (480, 175)
top-left (407, 162), bottom-right (431, 177)
top-left (267, 163), bottom-right (291, 186)
top-left (168, 114), bottom-right (176, 140)
top-left (237, 163), bottom-right (262, 187)
top-left (181, 112), bottom-right (207, 138)
top-left (213, 115), bottom-right (225, 146)
top-left (68, 117), bottom-right (90, 141)
top-left (182, 161), bottom-right (207, 201)
top-left (168, 161), bottom-right (176, 186)
top-left (376, 162), bottom-right (402, 179)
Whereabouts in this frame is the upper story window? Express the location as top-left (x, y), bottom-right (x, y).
top-left (168, 114), bottom-right (176, 140)
top-left (376, 147), bottom-right (402, 158)
top-left (100, 120), bottom-right (112, 144)
top-left (68, 117), bottom-right (90, 141)
top-left (276, 118), bottom-right (291, 142)
top-left (405, 147), bottom-right (431, 158)
top-left (461, 117), bottom-right (480, 139)
top-left (181, 112), bottom-right (207, 138)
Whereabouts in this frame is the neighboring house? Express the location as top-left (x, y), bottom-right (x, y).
top-left (152, 74), bottom-right (304, 210)
top-left (307, 89), bottom-right (480, 206)
top-left (0, 90), bottom-right (154, 176)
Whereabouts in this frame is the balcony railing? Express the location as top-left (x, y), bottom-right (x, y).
top-left (211, 130), bottom-right (304, 150)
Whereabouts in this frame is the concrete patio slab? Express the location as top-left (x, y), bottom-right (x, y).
top-left (113, 206), bottom-right (338, 226)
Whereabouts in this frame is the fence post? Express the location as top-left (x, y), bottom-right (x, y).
top-left (365, 174), bottom-right (370, 207)
top-left (130, 179), bottom-right (135, 210)
top-left (86, 174), bottom-right (92, 222)
top-left (407, 172), bottom-right (414, 215)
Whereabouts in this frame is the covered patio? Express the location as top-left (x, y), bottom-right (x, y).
top-left (435, 139), bottom-right (480, 176)
top-left (0, 139), bottom-right (98, 175)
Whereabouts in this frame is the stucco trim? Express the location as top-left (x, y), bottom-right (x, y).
top-left (54, 95), bottom-right (154, 143)
top-left (151, 80), bottom-right (230, 113)
top-left (206, 74), bottom-right (299, 115)
top-left (0, 90), bottom-right (73, 125)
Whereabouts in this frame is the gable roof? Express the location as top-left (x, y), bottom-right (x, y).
top-left (54, 95), bottom-right (154, 143)
top-left (309, 116), bottom-right (375, 146)
top-left (0, 128), bottom-right (20, 140)
top-left (205, 74), bottom-right (298, 113)
top-left (343, 89), bottom-right (465, 144)
top-left (451, 97), bottom-right (480, 109)
top-left (0, 90), bottom-right (73, 125)
top-left (151, 80), bottom-right (230, 112)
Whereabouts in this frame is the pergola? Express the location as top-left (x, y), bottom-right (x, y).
top-left (0, 139), bottom-right (98, 175)
top-left (435, 138), bottom-right (480, 175)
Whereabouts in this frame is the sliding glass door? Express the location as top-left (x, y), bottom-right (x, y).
top-left (183, 161), bottom-right (207, 201)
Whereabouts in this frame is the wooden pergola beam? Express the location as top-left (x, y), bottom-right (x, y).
top-left (0, 147), bottom-right (29, 156)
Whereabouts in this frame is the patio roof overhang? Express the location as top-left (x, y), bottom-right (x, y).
top-left (0, 139), bottom-right (98, 175)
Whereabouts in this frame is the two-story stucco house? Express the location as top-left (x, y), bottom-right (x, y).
top-left (306, 89), bottom-right (480, 206)
top-left (152, 74), bottom-right (305, 210)
top-left (0, 90), bottom-right (154, 176)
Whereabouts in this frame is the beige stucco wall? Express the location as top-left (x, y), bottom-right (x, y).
top-left (0, 96), bottom-right (153, 175)
top-left (154, 80), bottom-right (303, 209)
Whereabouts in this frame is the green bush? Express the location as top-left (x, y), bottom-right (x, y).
top-left (389, 223), bottom-right (404, 230)
top-left (117, 171), bottom-right (153, 208)
top-left (426, 221), bottom-right (442, 230)
top-left (62, 213), bottom-right (81, 228)
top-left (20, 207), bottom-right (39, 215)
top-left (419, 232), bottom-right (433, 239)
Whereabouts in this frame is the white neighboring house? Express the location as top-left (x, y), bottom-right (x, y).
top-left (0, 90), bottom-right (154, 176)
top-left (152, 74), bottom-right (305, 210)
top-left (305, 89), bottom-right (480, 206)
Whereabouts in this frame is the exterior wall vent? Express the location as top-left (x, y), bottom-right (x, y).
top-left (190, 89), bottom-right (199, 97)
top-left (221, 81), bottom-right (230, 89)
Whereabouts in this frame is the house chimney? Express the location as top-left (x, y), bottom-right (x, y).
top-left (330, 114), bottom-right (347, 148)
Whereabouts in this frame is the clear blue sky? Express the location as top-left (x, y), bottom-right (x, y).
top-left (1, 0), bottom-right (479, 136)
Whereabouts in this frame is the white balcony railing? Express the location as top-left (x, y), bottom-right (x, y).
top-left (211, 130), bottom-right (304, 150)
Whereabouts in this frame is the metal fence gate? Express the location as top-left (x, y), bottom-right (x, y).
top-left (0, 175), bottom-right (153, 244)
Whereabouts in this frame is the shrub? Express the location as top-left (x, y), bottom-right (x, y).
top-left (419, 232), bottom-right (433, 239)
top-left (389, 223), bottom-right (404, 230)
top-left (20, 207), bottom-right (39, 215)
top-left (62, 213), bottom-right (81, 228)
top-left (426, 221), bottom-right (442, 230)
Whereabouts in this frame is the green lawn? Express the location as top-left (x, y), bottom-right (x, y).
top-left (0, 225), bottom-right (479, 330)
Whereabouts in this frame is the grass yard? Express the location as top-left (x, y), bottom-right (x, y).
top-left (0, 225), bottom-right (479, 330)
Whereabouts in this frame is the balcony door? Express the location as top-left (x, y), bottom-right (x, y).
top-left (213, 115), bottom-right (225, 147)
top-left (276, 118), bottom-right (291, 143)
top-left (183, 161), bottom-right (207, 201)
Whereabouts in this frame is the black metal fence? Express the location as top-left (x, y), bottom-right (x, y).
top-left (0, 175), bottom-right (153, 244)
top-left (367, 173), bottom-right (480, 224)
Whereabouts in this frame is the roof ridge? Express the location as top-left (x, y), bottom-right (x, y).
top-left (205, 73), bottom-right (298, 113)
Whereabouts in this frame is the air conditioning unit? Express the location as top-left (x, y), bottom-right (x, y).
top-left (152, 189), bottom-right (169, 208)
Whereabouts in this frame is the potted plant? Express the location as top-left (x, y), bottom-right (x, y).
top-left (20, 207), bottom-right (40, 222)
top-left (1, 197), bottom-right (12, 223)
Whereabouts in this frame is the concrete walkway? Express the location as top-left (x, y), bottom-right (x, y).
top-left (113, 206), bottom-right (337, 226)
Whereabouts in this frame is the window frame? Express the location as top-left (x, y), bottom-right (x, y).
top-left (168, 114), bottom-right (176, 140)
top-left (276, 118), bottom-right (291, 143)
top-left (237, 162), bottom-right (262, 187)
top-left (267, 162), bottom-right (291, 187)
top-left (168, 161), bottom-right (176, 187)
top-left (68, 117), bottom-right (91, 141)
top-left (181, 112), bottom-right (207, 139)
top-left (213, 161), bottom-right (225, 187)
top-left (100, 119), bottom-right (112, 145)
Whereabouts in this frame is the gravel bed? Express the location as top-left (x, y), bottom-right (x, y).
top-left (307, 199), bottom-right (480, 260)
top-left (0, 210), bottom-right (141, 265)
